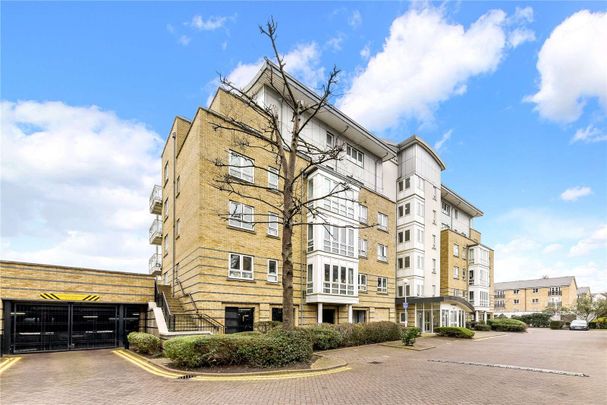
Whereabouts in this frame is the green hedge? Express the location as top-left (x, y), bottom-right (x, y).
top-left (401, 327), bottom-right (419, 346)
top-left (254, 321), bottom-right (282, 334)
top-left (512, 313), bottom-right (552, 328)
top-left (163, 329), bottom-right (313, 369)
top-left (127, 332), bottom-right (162, 355)
top-left (302, 324), bottom-right (343, 350)
top-left (549, 320), bottom-right (564, 330)
top-left (474, 323), bottom-right (491, 331)
top-left (302, 321), bottom-right (402, 349)
top-left (489, 318), bottom-right (527, 332)
top-left (589, 317), bottom-right (607, 329)
top-left (434, 327), bottom-right (475, 338)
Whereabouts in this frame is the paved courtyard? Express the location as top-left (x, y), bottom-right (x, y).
top-left (1, 328), bottom-right (606, 404)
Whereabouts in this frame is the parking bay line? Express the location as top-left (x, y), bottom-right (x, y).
top-left (0, 357), bottom-right (21, 374)
top-left (428, 359), bottom-right (589, 377)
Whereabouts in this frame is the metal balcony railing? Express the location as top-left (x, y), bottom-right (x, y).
top-left (149, 185), bottom-right (162, 215)
top-left (149, 219), bottom-right (162, 245)
top-left (149, 253), bottom-right (162, 275)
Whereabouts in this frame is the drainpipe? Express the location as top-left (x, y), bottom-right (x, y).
top-left (172, 131), bottom-right (177, 297)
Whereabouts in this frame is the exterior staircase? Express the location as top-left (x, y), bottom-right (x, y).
top-left (156, 284), bottom-right (223, 334)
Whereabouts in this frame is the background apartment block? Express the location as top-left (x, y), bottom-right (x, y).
top-left (494, 276), bottom-right (578, 317)
top-left (149, 62), bottom-right (494, 333)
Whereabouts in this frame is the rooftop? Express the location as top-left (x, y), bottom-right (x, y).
top-left (577, 287), bottom-right (591, 294)
top-left (495, 276), bottom-right (576, 291)
top-left (441, 184), bottom-right (484, 217)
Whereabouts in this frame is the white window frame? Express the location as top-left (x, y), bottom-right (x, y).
top-left (228, 201), bottom-right (254, 230)
top-left (267, 167), bottom-right (279, 190)
top-left (377, 277), bottom-right (388, 293)
top-left (359, 205), bottom-right (368, 224)
top-left (453, 266), bottom-right (459, 279)
top-left (359, 238), bottom-right (368, 257)
top-left (229, 253), bottom-right (254, 280)
top-left (176, 219), bottom-right (181, 237)
top-left (267, 212), bottom-right (278, 236)
top-left (228, 151), bottom-right (254, 183)
top-left (453, 244), bottom-right (459, 257)
top-left (164, 161), bottom-right (169, 184)
top-left (267, 259), bottom-right (278, 283)
top-left (346, 144), bottom-right (364, 167)
top-left (377, 244), bottom-right (388, 262)
top-left (358, 273), bottom-right (368, 292)
top-left (326, 132), bottom-right (335, 148)
top-left (377, 212), bottom-right (388, 231)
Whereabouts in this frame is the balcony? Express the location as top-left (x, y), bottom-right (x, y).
top-left (149, 185), bottom-right (162, 215)
top-left (149, 253), bottom-right (162, 275)
top-left (149, 219), bottom-right (162, 245)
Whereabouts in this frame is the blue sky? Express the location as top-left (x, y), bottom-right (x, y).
top-left (2, 1), bottom-right (606, 291)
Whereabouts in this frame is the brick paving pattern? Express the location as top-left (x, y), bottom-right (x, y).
top-left (1, 328), bottom-right (606, 404)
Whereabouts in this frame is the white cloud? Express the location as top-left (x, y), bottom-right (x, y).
top-left (226, 43), bottom-right (325, 90)
top-left (189, 15), bottom-right (228, 31)
top-left (513, 6), bottom-right (534, 24)
top-left (348, 10), bottom-right (362, 28)
top-left (542, 243), bottom-right (563, 254)
top-left (525, 10), bottom-right (607, 123)
top-left (434, 129), bottom-right (453, 151)
top-left (0, 100), bottom-right (162, 272)
top-left (360, 43), bottom-right (371, 60)
top-left (571, 125), bottom-right (607, 143)
top-left (338, 6), bottom-right (530, 131)
top-left (507, 28), bottom-right (535, 48)
top-left (326, 33), bottom-right (345, 52)
top-left (560, 186), bottom-right (592, 201)
top-left (178, 35), bottom-right (191, 46)
top-left (570, 224), bottom-right (607, 257)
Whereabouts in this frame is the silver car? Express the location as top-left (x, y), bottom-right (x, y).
top-left (569, 320), bottom-right (589, 330)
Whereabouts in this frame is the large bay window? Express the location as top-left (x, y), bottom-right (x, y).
top-left (323, 264), bottom-right (354, 295)
top-left (323, 226), bottom-right (355, 257)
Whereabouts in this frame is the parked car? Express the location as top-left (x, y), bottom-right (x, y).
top-left (569, 320), bottom-right (589, 331)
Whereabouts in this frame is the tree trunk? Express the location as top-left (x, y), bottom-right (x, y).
top-left (281, 221), bottom-right (294, 330)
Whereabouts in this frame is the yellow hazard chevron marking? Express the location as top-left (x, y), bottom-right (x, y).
top-left (112, 349), bottom-right (350, 381)
top-left (0, 357), bottom-right (21, 374)
top-left (40, 293), bottom-right (101, 301)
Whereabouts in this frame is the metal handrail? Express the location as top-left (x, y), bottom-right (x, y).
top-left (175, 278), bottom-right (223, 333)
top-left (149, 185), bottom-right (162, 210)
top-left (149, 219), bottom-right (162, 239)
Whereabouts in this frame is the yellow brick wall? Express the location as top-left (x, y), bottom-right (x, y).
top-left (439, 229), bottom-right (470, 297)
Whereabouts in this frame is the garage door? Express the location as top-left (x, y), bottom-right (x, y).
top-left (8, 302), bottom-right (143, 353)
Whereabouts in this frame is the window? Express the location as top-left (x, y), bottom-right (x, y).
top-left (480, 291), bottom-right (489, 307)
top-left (514, 299), bottom-right (520, 304)
top-left (405, 203), bottom-right (411, 215)
top-left (359, 239), bottom-right (368, 257)
top-left (454, 209), bottom-right (459, 219)
top-left (432, 258), bottom-right (436, 274)
top-left (405, 256), bottom-right (411, 268)
top-left (432, 210), bottom-right (437, 224)
top-left (323, 226), bottom-right (355, 257)
top-left (398, 180), bottom-right (403, 192)
top-left (397, 285), bottom-right (404, 297)
top-left (532, 298), bottom-right (539, 304)
top-left (405, 177), bottom-right (410, 189)
top-left (229, 253), bottom-right (253, 280)
top-left (513, 289), bottom-right (520, 294)
top-left (400, 312), bottom-right (408, 323)
top-left (532, 288), bottom-right (539, 293)
top-left (398, 205), bottom-right (404, 217)
top-left (417, 229), bottom-right (424, 243)
top-left (267, 259), bottom-right (278, 282)
top-left (398, 257), bottom-right (403, 269)
top-left (377, 244), bottom-right (388, 262)
top-left (176, 219), bottom-right (181, 237)
top-left (453, 266), bottom-right (459, 279)
top-left (271, 308), bottom-right (283, 322)
top-left (307, 224), bottom-right (314, 252)
top-left (377, 277), bottom-right (388, 293)
top-left (416, 202), bottom-right (424, 217)
top-left (359, 205), bottom-right (368, 224)
top-left (432, 234), bottom-right (436, 249)
top-left (417, 178), bottom-right (424, 191)
top-left (433, 186), bottom-right (437, 200)
top-left (469, 291), bottom-right (475, 302)
top-left (164, 198), bottom-right (169, 219)
top-left (417, 284), bottom-right (423, 296)
top-left (228, 201), bottom-right (254, 230)
top-left (453, 244), bottom-right (459, 257)
top-left (267, 213), bottom-right (278, 236)
top-left (306, 264), bottom-right (313, 293)
top-left (432, 285), bottom-right (436, 296)
top-left (164, 161), bottom-right (169, 184)
top-left (398, 232), bottom-right (403, 244)
top-left (442, 202), bottom-right (451, 215)
top-left (326, 132), bottom-right (334, 148)
top-left (405, 229), bottom-right (411, 241)
top-left (228, 151), bottom-right (254, 183)
top-left (176, 175), bottom-right (180, 195)
top-left (268, 167), bottom-right (279, 190)
top-left (323, 264), bottom-right (355, 296)
top-left (164, 234), bottom-right (169, 256)
top-left (377, 213), bottom-right (388, 231)
top-left (346, 144), bottom-right (364, 166)
top-left (358, 274), bottom-right (368, 292)
top-left (416, 255), bottom-right (424, 269)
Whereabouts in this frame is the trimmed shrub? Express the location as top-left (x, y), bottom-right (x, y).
top-left (309, 322), bottom-right (402, 348)
top-left (512, 313), bottom-right (551, 328)
top-left (358, 321), bottom-right (402, 344)
top-left (490, 318), bottom-right (527, 332)
top-left (302, 324), bottom-right (343, 350)
top-left (128, 332), bottom-right (162, 355)
top-left (434, 327), bottom-right (475, 339)
top-left (401, 327), bottom-right (419, 346)
top-left (254, 321), bottom-right (282, 334)
top-left (163, 331), bottom-right (313, 369)
top-left (549, 320), bottom-right (564, 330)
top-left (333, 323), bottom-right (364, 347)
top-left (474, 323), bottom-right (491, 331)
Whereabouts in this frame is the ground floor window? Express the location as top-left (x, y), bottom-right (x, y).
top-left (353, 309), bottom-right (366, 323)
top-left (322, 308), bottom-right (336, 324)
top-left (224, 307), bottom-right (254, 334)
top-left (271, 307), bottom-right (283, 322)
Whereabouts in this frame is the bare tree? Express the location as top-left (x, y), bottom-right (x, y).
top-left (210, 19), bottom-right (373, 330)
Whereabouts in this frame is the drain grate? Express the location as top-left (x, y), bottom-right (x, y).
top-left (178, 374), bottom-right (196, 380)
top-left (368, 361), bottom-right (383, 365)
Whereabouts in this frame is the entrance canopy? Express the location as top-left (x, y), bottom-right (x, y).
top-left (397, 295), bottom-right (475, 312)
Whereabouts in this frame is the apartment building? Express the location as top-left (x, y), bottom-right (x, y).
top-left (494, 276), bottom-right (578, 317)
top-left (439, 187), bottom-right (495, 322)
top-left (149, 61), bottom-right (491, 333)
top-left (577, 286), bottom-right (591, 300)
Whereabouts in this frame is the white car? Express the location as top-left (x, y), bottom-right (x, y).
top-left (569, 320), bottom-right (589, 331)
